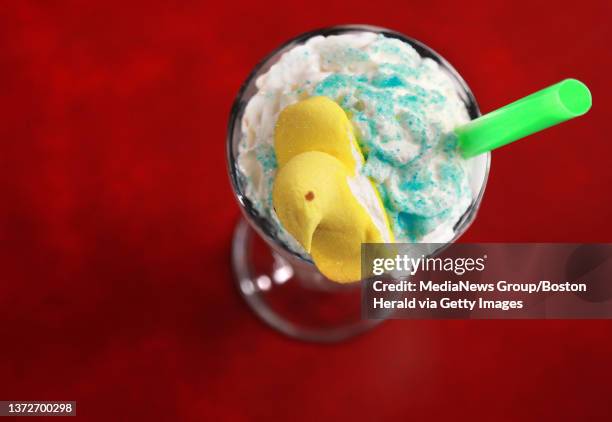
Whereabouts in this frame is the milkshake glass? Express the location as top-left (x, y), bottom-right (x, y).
top-left (227, 25), bottom-right (490, 342)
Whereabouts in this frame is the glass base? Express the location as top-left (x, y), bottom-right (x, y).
top-left (231, 218), bottom-right (381, 342)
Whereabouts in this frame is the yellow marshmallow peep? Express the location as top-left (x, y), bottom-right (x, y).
top-left (272, 96), bottom-right (393, 283)
top-left (274, 96), bottom-right (360, 173)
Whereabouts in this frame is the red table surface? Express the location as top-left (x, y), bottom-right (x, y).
top-left (0, 1), bottom-right (610, 420)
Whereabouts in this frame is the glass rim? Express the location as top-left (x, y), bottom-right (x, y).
top-left (226, 24), bottom-right (491, 262)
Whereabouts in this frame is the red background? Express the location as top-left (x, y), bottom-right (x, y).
top-left (1, 1), bottom-right (611, 420)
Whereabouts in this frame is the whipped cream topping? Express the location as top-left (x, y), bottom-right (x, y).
top-left (238, 32), bottom-right (486, 256)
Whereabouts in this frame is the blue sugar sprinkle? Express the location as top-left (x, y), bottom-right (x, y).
top-left (397, 94), bottom-right (422, 106)
top-left (371, 74), bottom-right (406, 88)
top-left (255, 144), bottom-right (278, 171)
top-left (438, 162), bottom-right (465, 195)
top-left (379, 63), bottom-right (420, 78)
top-left (397, 212), bottom-right (437, 242)
top-left (313, 74), bottom-right (348, 97)
top-left (400, 171), bottom-right (431, 191)
top-left (441, 133), bottom-right (460, 155)
top-left (378, 184), bottom-right (394, 210)
top-left (371, 38), bottom-right (401, 55)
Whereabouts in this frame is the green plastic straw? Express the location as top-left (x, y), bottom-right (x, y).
top-left (456, 79), bottom-right (592, 158)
